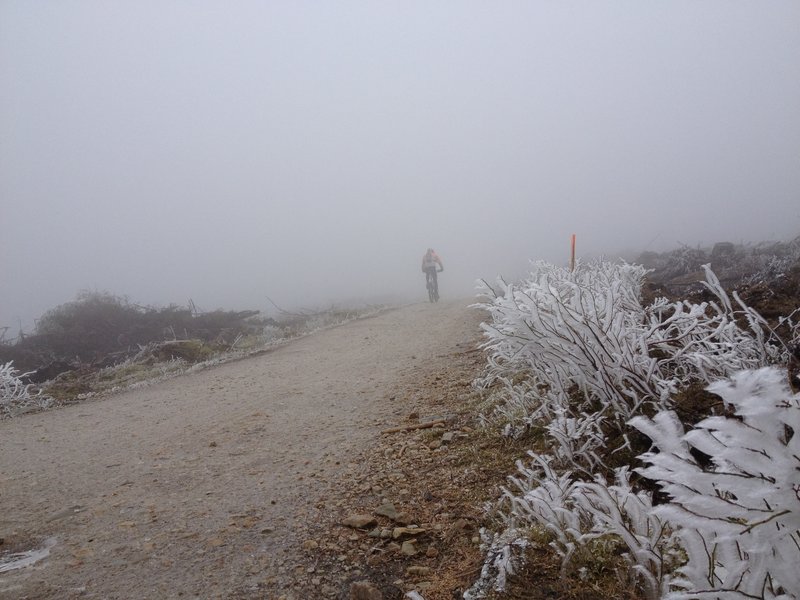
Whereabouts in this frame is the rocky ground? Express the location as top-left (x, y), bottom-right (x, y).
top-left (248, 344), bottom-right (510, 600)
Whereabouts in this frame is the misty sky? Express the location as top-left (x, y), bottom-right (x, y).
top-left (2, 1), bottom-right (799, 331)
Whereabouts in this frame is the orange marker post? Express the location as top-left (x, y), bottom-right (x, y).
top-left (570, 234), bottom-right (576, 272)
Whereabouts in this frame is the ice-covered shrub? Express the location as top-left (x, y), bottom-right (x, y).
top-left (740, 238), bottom-right (800, 287)
top-left (261, 324), bottom-right (283, 343)
top-left (631, 367), bottom-right (800, 599)
top-left (471, 258), bottom-right (798, 598)
top-left (505, 455), bottom-right (584, 565)
top-left (662, 245), bottom-right (709, 279)
top-left (1, 361), bottom-right (50, 417)
top-left (479, 260), bottom-right (667, 429)
top-left (1, 361), bottom-right (30, 404)
top-left (478, 260), bottom-right (791, 475)
top-left (503, 455), bottom-right (677, 599)
top-left (479, 261), bottom-right (786, 435)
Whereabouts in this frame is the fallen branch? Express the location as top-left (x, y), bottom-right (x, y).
top-left (381, 419), bottom-right (446, 434)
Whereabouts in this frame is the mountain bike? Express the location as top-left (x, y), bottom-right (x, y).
top-left (426, 269), bottom-right (441, 303)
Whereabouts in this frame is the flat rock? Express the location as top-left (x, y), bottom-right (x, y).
top-left (374, 502), bottom-right (400, 521)
top-left (400, 540), bottom-right (417, 556)
top-left (392, 527), bottom-right (426, 539)
top-left (342, 515), bottom-right (378, 529)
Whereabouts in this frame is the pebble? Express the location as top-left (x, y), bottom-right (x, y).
top-left (400, 540), bottom-right (417, 556)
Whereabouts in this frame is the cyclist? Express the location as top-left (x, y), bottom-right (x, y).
top-left (421, 248), bottom-right (443, 301)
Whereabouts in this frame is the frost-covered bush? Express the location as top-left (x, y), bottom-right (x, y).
top-left (663, 245), bottom-right (709, 279)
top-left (1, 361), bottom-right (51, 417)
top-left (261, 324), bottom-right (283, 343)
top-left (478, 261), bottom-right (787, 479)
top-left (1, 361), bottom-right (30, 404)
top-left (740, 238), bottom-right (800, 287)
top-left (472, 258), bottom-right (799, 599)
top-left (479, 260), bottom-right (667, 430)
top-left (502, 455), bottom-right (677, 599)
top-left (631, 367), bottom-right (800, 600)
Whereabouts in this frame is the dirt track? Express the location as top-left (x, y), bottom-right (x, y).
top-left (0, 300), bottom-right (483, 599)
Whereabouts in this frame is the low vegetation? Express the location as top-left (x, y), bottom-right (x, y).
top-left (0, 292), bottom-right (384, 416)
top-left (467, 237), bottom-right (800, 599)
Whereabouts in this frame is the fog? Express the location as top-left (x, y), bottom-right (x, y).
top-left (2, 1), bottom-right (799, 332)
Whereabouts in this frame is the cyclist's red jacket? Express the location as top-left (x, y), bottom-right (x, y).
top-left (421, 250), bottom-right (443, 272)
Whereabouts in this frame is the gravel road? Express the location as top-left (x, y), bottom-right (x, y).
top-left (0, 300), bottom-right (482, 599)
